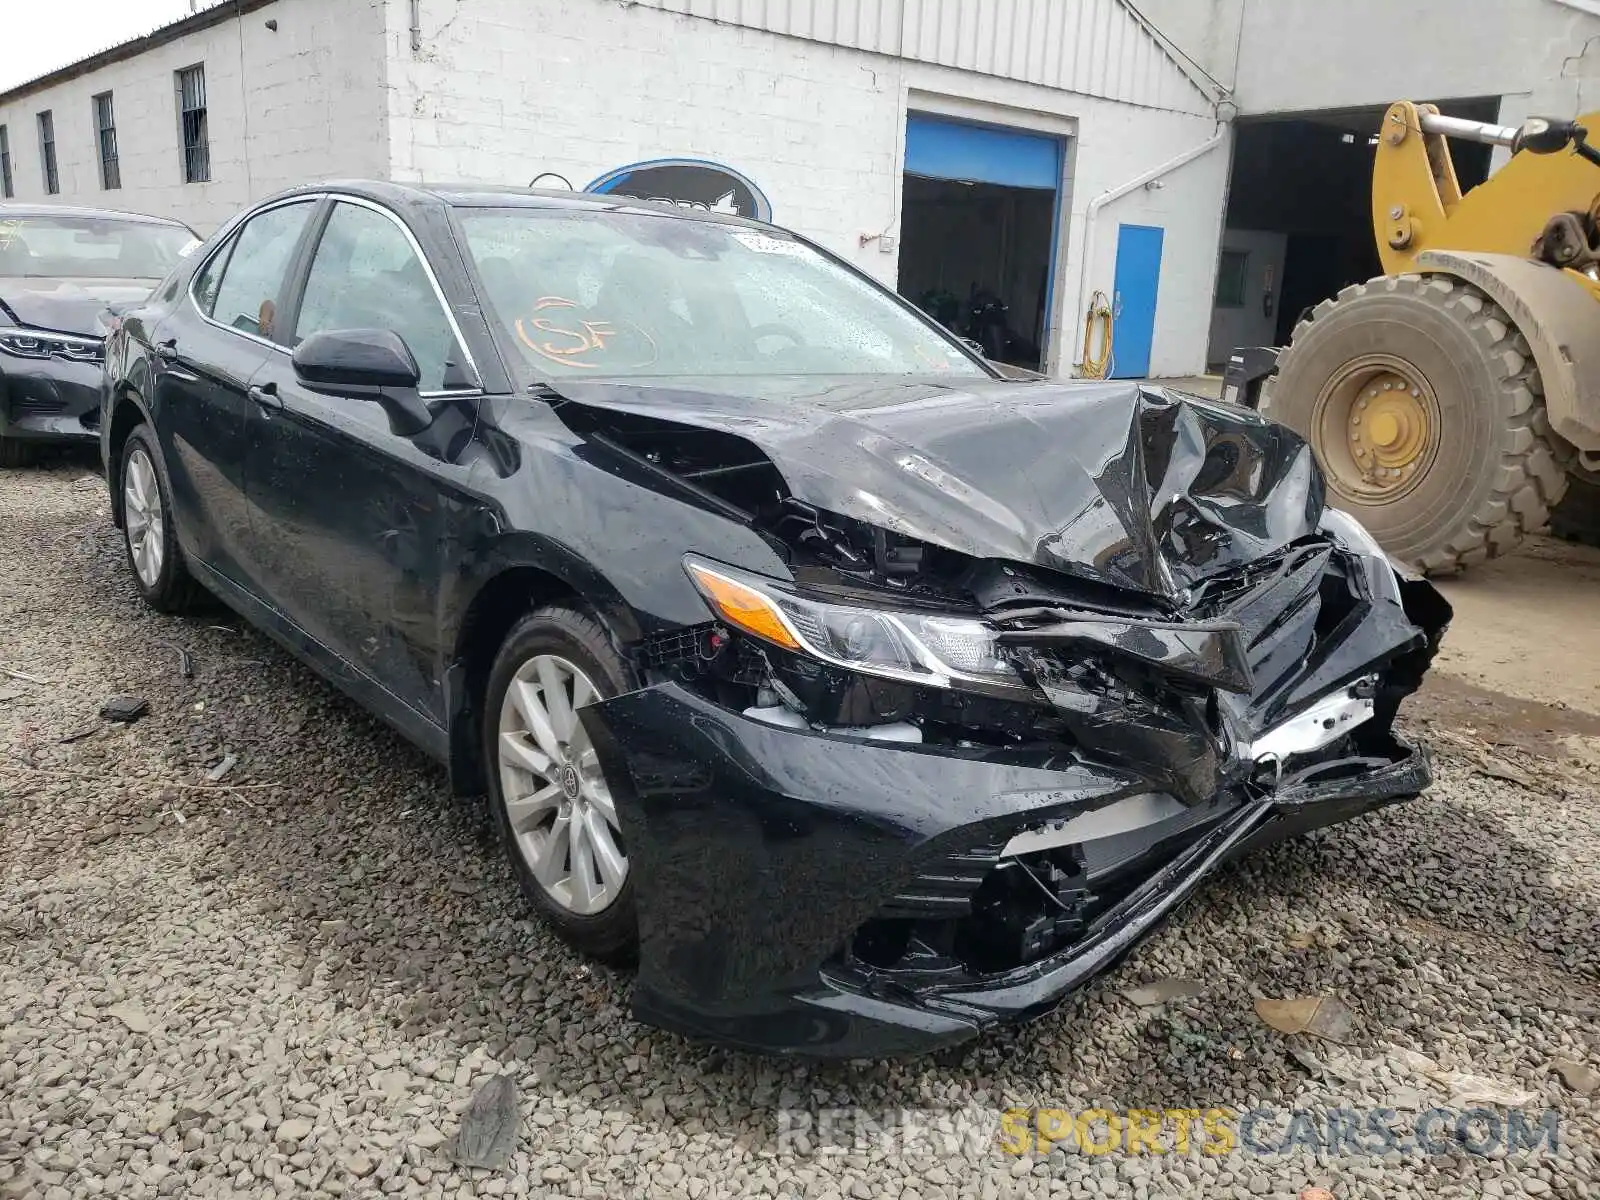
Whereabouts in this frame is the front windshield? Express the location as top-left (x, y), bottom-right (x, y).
top-left (457, 207), bottom-right (986, 378)
top-left (0, 214), bottom-right (199, 279)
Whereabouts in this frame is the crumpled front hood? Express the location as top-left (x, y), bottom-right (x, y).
top-left (553, 375), bottom-right (1325, 599)
top-left (0, 276), bottom-right (159, 336)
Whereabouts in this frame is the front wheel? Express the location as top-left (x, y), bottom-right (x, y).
top-left (483, 606), bottom-right (638, 965)
top-left (1262, 274), bottom-right (1568, 573)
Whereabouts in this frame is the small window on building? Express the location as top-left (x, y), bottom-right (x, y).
top-left (1215, 249), bottom-right (1249, 309)
top-left (93, 91), bottom-right (120, 191)
top-left (0, 125), bottom-right (12, 199)
top-left (37, 110), bottom-right (58, 195)
top-left (176, 64), bottom-right (209, 184)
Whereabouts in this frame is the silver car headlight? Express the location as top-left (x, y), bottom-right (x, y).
top-left (0, 327), bottom-right (104, 362)
top-left (683, 556), bottom-right (1028, 694)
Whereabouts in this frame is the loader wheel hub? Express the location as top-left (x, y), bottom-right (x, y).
top-left (1314, 358), bottom-right (1439, 503)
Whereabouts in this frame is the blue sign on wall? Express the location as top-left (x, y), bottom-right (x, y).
top-left (584, 158), bottom-right (773, 222)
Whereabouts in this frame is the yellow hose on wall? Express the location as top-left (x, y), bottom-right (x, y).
top-left (1080, 290), bottom-right (1114, 380)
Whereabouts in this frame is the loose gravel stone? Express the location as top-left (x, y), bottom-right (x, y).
top-left (1, 461), bottom-right (1596, 1200)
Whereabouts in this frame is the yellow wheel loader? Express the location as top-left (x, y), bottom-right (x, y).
top-left (1255, 102), bottom-right (1600, 571)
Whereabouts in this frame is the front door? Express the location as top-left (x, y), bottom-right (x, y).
top-left (1111, 223), bottom-right (1164, 379)
top-left (242, 198), bottom-right (478, 723)
top-left (152, 199), bottom-right (317, 583)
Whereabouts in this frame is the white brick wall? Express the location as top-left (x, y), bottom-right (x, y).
top-left (383, 0), bottom-right (1229, 377)
top-left (0, 0), bottom-right (389, 233)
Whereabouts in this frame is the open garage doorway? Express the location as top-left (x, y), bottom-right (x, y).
top-left (1208, 99), bottom-right (1499, 370)
top-left (897, 114), bottom-right (1065, 372)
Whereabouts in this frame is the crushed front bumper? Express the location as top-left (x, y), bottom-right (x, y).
top-left (580, 682), bottom-right (1431, 1058)
top-left (0, 358), bottom-right (103, 445)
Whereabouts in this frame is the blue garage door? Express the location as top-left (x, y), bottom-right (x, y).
top-left (904, 115), bottom-right (1062, 190)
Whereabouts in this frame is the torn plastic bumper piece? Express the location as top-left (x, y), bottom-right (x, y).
top-left (578, 682), bottom-right (1430, 1058)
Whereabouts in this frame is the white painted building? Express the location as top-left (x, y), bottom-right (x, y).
top-left (0, 0), bottom-right (1229, 378)
top-left (13, 0), bottom-right (1598, 379)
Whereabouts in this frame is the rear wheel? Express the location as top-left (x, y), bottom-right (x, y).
top-left (1262, 274), bottom-right (1568, 573)
top-left (483, 606), bottom-right (638, 965)
top-left (120, 426), bottom-right (204, 613)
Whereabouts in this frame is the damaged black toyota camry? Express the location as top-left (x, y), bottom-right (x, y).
top-left (102, 182), bottom-right (1450, 1057)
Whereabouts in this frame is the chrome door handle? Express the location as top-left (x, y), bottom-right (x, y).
top-left (248, 382), bottom-right (283, 410)
top-left (155, 339), bottom-right (180, 362)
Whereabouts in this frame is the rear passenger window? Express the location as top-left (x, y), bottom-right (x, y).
top-left (293, 201), bottom-right (460, 391)
top-left (206, 201), bottom-right (314, 341)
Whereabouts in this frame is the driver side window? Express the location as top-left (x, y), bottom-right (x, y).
top-left (294, 202), bottom-right (460, 391)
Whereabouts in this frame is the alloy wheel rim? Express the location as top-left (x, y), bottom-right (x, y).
top-left (124, 448), bottom-right (165, 588)
top-left (496, 654), bottom-right (625, 915)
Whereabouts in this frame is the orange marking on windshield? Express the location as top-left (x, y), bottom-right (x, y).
top-left (513, 296), bottom-right (660, 370)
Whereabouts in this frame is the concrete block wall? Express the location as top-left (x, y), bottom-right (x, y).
top-left (0, 0), bottom-right (390, 233)
top-left (382, 0), bottom-right (1229, 377)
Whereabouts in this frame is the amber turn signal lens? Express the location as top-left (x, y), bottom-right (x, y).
top-left (686, 564), bottom-right (801, 651)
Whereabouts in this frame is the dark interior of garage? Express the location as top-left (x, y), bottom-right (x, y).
top-left (897, 174), bottom-right (1053, 370)
top-left (1211, 98), bottom-right (1498, 367)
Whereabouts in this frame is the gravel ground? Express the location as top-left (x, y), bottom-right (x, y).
top-left (2, 458), bottom-right (1598, 1200)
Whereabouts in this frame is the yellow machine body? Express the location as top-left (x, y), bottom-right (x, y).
top-left (1373, 100), bottom-right (1600, 450)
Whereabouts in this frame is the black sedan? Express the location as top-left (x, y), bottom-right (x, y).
top-left (101, 181), bottom-right (1449, 1057)
top-left (1, 203), bottom-right (198, 465)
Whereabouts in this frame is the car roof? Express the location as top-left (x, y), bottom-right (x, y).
top-left (0, 201), bottom-right (192, 228)
top-left (265, 179), bottom-right (776, 232)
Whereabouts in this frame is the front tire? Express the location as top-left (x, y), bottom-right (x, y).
top-left (483, 606), bottom-right (639, 965)
top-left (120, 426), bottom-right (203, 613)
top-left (1263, 274), bottom-right (1568, 573)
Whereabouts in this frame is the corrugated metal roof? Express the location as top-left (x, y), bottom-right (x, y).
top-left (643, 0), bottom-right (1216, 113)
top-left (1, 0), bottom-right (1216, 114)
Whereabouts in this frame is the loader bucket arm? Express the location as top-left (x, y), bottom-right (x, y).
top-left (1373, 101), bottom-right (1600, 452)
top-left (1375, 100), bottom-right (1600, 271)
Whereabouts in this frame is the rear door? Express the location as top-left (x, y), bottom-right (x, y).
top-left (151, 198), bottom-right (318, 584)
top-left (241, 197), bottom-right (481, 724)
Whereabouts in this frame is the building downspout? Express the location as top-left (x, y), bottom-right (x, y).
top-left (1070, 123), bottom-right (1230, 370)
top-left (409, 0), bottom-right (422, 53)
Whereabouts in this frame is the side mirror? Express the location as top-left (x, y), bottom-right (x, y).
top-left (293, 328), bottom-right (421, 390)
top-left (292, 328), bottom-right (433, 435)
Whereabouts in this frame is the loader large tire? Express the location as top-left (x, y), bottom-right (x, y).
top-left (1262, 274), bottom-right (1568, 574)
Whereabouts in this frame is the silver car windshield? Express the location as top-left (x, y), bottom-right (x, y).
top-left (0, 215), bottom-right (199, 280)
top-left (456, 207), bottom-right (985, 379)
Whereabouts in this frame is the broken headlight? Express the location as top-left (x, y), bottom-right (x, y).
top-left (684, 556), bottom-right (1030, 694)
